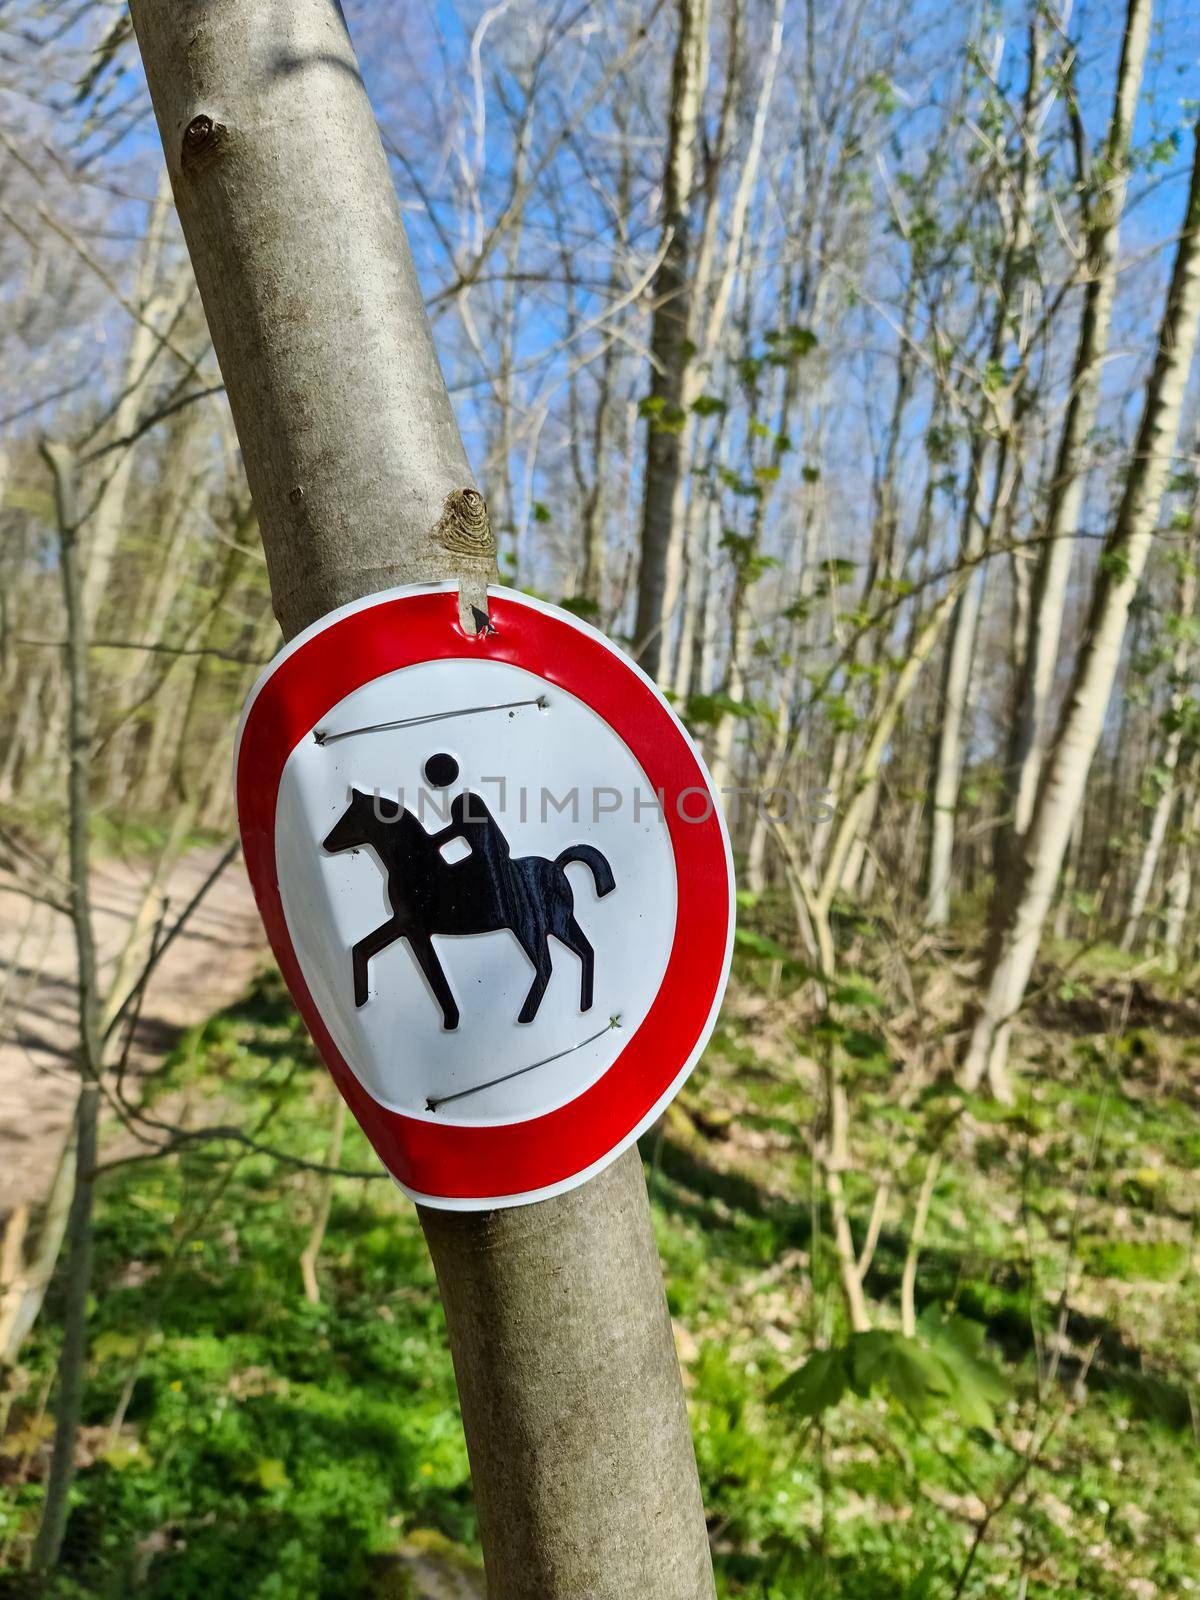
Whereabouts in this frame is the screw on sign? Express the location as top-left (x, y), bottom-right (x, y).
top-left (235, 584), bottom-right (734, 1208)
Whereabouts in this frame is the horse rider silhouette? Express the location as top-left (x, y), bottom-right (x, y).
top-left (322, 753), bottom-right (616, 1030)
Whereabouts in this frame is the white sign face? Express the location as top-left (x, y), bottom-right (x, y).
top-left (236, 584), bottom-right (734, 1209)
top-left (275, 657), bottom-right (677, 1124)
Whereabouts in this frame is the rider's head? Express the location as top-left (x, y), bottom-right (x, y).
top-left (424, 752), bottom-right (460, 789)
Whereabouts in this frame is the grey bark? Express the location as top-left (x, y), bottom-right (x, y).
top-left (1163, 771), bottom-right (1198, 962)
top-left (1120, 545), bottom-right (1197, 949)
top-left (0, 1127), bottom-right (76, 1365)
top-left (963, 118), bottom-right (1200, 1094)
top-left (925, 436), bottom-right (993, 928)
top-left (80, 172), bottom-right (190, 632)
top-left (423, 1146), bottom-right (713, 1599)
top-left (128, 4), bottom-right (714, 1596)
top-left (31, 444), bottom-right (103, 1572)
top-left (632, 0), bottom-right (710, 681)
top-left (1003, 0), bottom-right (1150, 846)
top-left (926, 18), bottom-right (1043, 927)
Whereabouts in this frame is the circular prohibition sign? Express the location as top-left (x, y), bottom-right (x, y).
top-left (235, 583), bottom-right (735, 1209)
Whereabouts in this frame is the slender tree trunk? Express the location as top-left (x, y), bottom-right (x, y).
top-left (671, 424), bottom-right (719, 702)
top-left (710, 575), bottom-right (751, 797)
top-left (574, 345), bottom-right (616, 614)
top-left (928, 20), bottom-right (1044, 924)
top-left (80, 172), bottom-right (189, 632)
top-left (30, 445), bottom-right (103, 1573)
top-left (963, 121), bottom-right (1200, 1095)
top-left (1163, 771), bottom-right (1198, 963)
top-left (103, 403), bottom-right (208, 804)
top-left (128, 6), bottom-right (714, 1596)
top-left (925, 437), bottom-right (994, 927)
top-left (818, 569), bottom-right (972, 916)
top-left (1053, 807), bottom-right (1085, 943)
top-left (632, 0), bottom-right (710, 680)
top-left (0, 1126), bottom-right (76, 1367)
top-left (0, 667), bottom-right (46, 800)
top-left (300, 1096), bottom-right (346, 1305)
top-left (1120, 547), bottom-right (1197, 949)
top-left (1003, 0), bottom-right (1151, 848)
top-left (576, 110), bottom-right (633, 618)
top-left (747, 689), bottom-right (792, 893)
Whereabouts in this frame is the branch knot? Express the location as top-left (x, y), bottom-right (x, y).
top-left (433, 488), bottom-right (494, 560)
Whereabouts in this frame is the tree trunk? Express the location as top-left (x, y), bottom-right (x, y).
top-left (1002, 0), bottom-right (1151, 847)
top-left (925, 436), bottom-right (993, 927)
top-left (928, 20), bottom-right (1044, 925)
top-left (1053, 808), bottom-right (1085, 943)
top-left (31, 444), bottom-right (104, 1573)
top-left (0, 1124), bottom-right (77, 1366)
top-left (1120, 545), bottom-right (1197, 949)
top-left (818, 569), bottom-right (972, 917)
top-left (80, 171), bottom-right (190, 632)
top-left (1163, 770), bottom-right (1198, 964)
top-left (300, 1096), bottom-right (346, 1305)
top-left (632, 0), bottom-right (710, 681)
top-left (963, 119), bottom-right (1200, 1095)
top-left (128, 5), bottom-right (714, 1596)
top-left (747, 687), bottom-right (792, 894)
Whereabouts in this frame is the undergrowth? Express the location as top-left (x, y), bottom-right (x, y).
top-left (1, 916), bottom-right (1198, 1598)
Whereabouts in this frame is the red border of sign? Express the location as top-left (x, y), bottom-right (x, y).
top-left (236, 586), bottom-right (732, 1204)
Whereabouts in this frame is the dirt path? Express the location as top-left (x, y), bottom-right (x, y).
top-left (0, 848), bottom-right (264, 1222)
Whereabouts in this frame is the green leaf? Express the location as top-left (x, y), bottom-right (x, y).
top-left (841, 1027), bottom-right (888, 1060)
top-left (765, 325), bottom-right (819, 362)
top-left (100, 1438), bottom-right (151, 1473)
top-left (770, 1347), bottom-right (847, 1418)
top-left (899, 1560), bottom-right (940, 1600)
top-left (846, 1329), bottom-right (896, 1395)
top-left (93, 1330), bottom-right (140, 1363)
top-left (691, 394), bottom-right (727, 417)
top-left (883, 1338), bottom-right (952, 1414)
top-left (684, 693), bottom-right (721, 727)
top-left (255, 1458), bottom-right (290, 1491)
top-left (735, 927), bottom-right (791, 962)
top-left (920, 1310), bottom-right (1010, 1430)
top-left (841, 1028), bottom-right (892, 1073)
top-left (1099, 547), bottom-right (1132, 582)
top-left (830, 979), bottom-right (884, 1011)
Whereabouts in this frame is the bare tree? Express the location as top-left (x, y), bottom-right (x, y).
top-left (1002, 0), bottom-right (1151, 851)
top-left (632, 0), bottom-right (710, 680)
top-left (963, 119), bottom-right (1200, 1095)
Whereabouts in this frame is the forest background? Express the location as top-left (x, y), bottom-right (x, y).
top-left (2, 0), bottom-right (1200, 1595)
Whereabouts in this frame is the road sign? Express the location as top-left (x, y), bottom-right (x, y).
top-left (235, 583), bottom-right (734, 1209)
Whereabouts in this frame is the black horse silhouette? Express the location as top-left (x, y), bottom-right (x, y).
top-left (322, 765), bottom-right (615, 1031)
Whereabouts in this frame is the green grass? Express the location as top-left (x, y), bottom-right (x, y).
top-left (2, 943), bottom-right (1198, 1598)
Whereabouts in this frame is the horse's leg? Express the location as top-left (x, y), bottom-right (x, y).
top-left (516, 934), bottom-right (554, 1025)
top-left (563, 916), bottom-right (595, 1012)
top-left (404, 931), bottom-right (460, 1031)
top-left (351, 916), bottom-right (404, 1007)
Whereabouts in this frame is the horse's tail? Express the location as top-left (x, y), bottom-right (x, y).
top-left (554, 843), bottom-right (616, 898)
